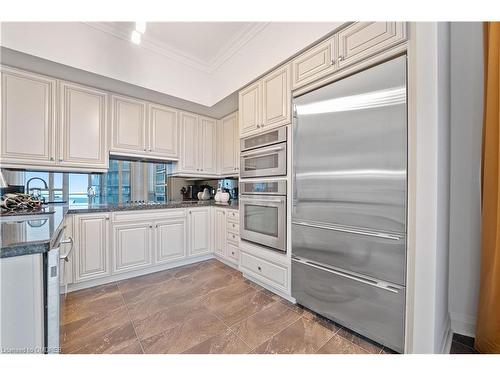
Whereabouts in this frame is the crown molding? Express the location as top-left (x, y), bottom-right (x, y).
top-left (83, 22), bottom-right (268, 74)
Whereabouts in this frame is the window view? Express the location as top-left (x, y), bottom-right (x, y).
top-left (14, 160), bottom-right (169, 205)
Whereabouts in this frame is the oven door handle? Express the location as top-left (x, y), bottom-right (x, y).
top-left (241, 144), bottom-right (286, 157)
top-left (239, 197), bottom-right (285, 204)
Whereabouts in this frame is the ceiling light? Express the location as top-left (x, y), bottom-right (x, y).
top-left (135, 22), bottom-right (146, 34)
top-left (131, 30), bottom-right (141, 45)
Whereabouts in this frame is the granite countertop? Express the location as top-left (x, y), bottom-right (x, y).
top-left (1, 199), bottom-right (238, 258)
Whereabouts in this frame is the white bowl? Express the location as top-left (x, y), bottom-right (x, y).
top-left (220, 192), bottom-right (230, 203)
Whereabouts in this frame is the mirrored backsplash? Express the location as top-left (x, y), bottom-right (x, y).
top-left (1, 159), bottom-right (238, 205)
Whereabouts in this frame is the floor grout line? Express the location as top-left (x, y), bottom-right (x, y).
top-left (117, 281), bottom-right (145, 354)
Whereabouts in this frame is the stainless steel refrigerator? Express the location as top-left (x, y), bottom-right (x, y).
top-left (291, 55), bottom-right (407, 353)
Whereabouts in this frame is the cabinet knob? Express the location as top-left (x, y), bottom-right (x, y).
top-left (50, 157), bottom-right (54, 161)
top-left (338, 55), bottom-right (344, 63)
top-left (257, 266), bottom-right (262, 271)
top-left (143, 148), bottom-right (146, 151)
top-left (189, 211), bottom-right (192, 214)
top-left (232, 252), bottom-right (235, 255)
top-left (257, 124), bottom-right (260, 128)
top-left (330, 59), bottom-right (335, 66)
top-left (59, 158), bottom-right (63, 161)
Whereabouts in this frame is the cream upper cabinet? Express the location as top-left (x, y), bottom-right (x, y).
top-left (148, 103), bottom-right (179, 160)
top-left (188, 208), bottom-right (211, 256)
top-left (219, 112), bottom-right (239, 175)
top-left (239, 64), bottom-right (291, 138)
top-left (155, 218), bottom-right (187, 264)
top-left (336, 22), bottom-right (407, 69)
top-left (262, 64), bottom-right (291, 129)
top-left (59, 82), bottom-right (108, 169)
top-left (179, 112), bottom-right (199, 173)
top-left (199, 116), bottom-right (217, 174)
top-left (73, 213), bottom-right (110, 283)
top-left (112, 222), bottom-right (153, 274)
top-left (1, 67), bottom-right (56, 167)
top-left (238, 81), bottom-right (261, 137)
top-left (291, 37), bottom-right (336, 89)
top-left (214, 208), bottom-right (226, 257)
top-left (111, 94), bottom-right (147, 155)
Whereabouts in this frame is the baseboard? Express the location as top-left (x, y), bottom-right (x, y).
top-left (450, 312), bottom-right (477, 338)
top-left (243, 273), bottom-right (295, 303)
top-left (439, 314), bottom-right (453, 354)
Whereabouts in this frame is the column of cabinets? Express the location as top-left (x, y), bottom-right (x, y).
top-left (110, 95), bottom-right (179, 160)
top-left (1, 66), bottom-right (108, 171)
top-left (239, 64), bottom-right (291, 137)
top-left (214, 208), bottom-right (239, 266)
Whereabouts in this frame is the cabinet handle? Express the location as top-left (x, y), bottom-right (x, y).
top-left (257, 124), bottom-right (260, 128)
top-left (330, 59), bottom-right (335, 66)
top-left (257, 266), bottom-right (262, 271)
top-left (337, 55), bottom-right (344, 63)
top-left (106, 217), bottom-right (110, 221)
top-left (189, 211), bottom-right (192, 214)
top-left (144, 148), bottom-right (146, 151)
top-left (59, 158), bottom-right (63, 162)
top-left (231, 251), bottom-right (235, 255)
top-left (149, 225), bottom-right (152, 228)
top-left (50, 157), bottom-right (54, 161)
top-left (155, 224), bottom-right (158, 228)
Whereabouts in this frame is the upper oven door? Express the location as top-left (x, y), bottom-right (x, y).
top-left (241, 127), bottom-right (287, 152)
top-left (240, 194), bottom-right (286, 252)
top-left (240, 142), bottom-right (287, 178)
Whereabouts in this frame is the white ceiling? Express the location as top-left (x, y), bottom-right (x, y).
top-left (0, 22), bottom-right (343, 106)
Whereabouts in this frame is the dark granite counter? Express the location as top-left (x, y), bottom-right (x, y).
top-left (1, 200), bottom-right (238, 258)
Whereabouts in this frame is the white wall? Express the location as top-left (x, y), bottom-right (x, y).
top-left (407, 22), bottom-right (452, 353)
top-left (448, 22), bottom-right (483, 337)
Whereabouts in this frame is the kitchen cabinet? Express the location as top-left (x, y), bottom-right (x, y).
top-left (337, 22), bottom-right (407, 69)
top-left (59, 81), bottom-right (108, 169)
top-left (188, 207), bottom-right (211, 256)
top-left (239, 64), bottom-right (291, 137)
top-left (173, 112), bottom-right (218, 176)
top-left (110, 94), bottom-right (147, 155)
top-left (219, 111), bottom-right (239, 175)
top-left (1, 67), bottom-right (56, 167)
top-left (214, 208), bottom-right (226, 257)
top-left (199, 116), bottom-right (217, 174)
top-left (112, 222), bottom-right (153, 273)
top-left (148, 103), bottom-right (179, 159)
top-left (73, 213), bottom-right (111, 283)
top-left (155, 218), bottom-right (187, 264)
top-left (291, 36), bottom-right (336, 89)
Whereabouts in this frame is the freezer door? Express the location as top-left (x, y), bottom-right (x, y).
top-left (293, 55), bottom-right (407, 234)
top-left (292, 258), bottom-right (405, 353)
top-left (292, 220), bottom-right (406, 285)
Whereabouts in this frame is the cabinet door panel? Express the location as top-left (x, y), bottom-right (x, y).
top-left (156, 219), bottom-right (187, 264)
top-left (199, 116), bottom-right (217, 174)
top-left (111, 95), bottom-right (147, 153)
top-left (113, 223), bottom-right (152, 273)
top-left (59, 82), bottom-right (108, 168)
top-left (74, 214), bottom-right (110, 282)
top-left (1, 68), bottom-right (55, 165)
top-left (179, 112), bottom-right (199, 173)
top-left (149, 104), bottom-right (178, 159)
top-left (291, 37), bottom-right (336, 89)
top-left (189, 208), bottom-right (210, 256)
top-left (262, 64), bottom-right (291, 129)
top-left (337, 22), bottom-right (407, 68)
top-left (220, 113), bottom-right (237, 174)
top-left (239, 82), bottom-right (261, 137)
top-left (214, 208), bottom-right (226, 257)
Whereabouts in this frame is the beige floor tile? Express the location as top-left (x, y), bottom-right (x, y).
top-left (68, 322), bottom-right (138, 354)
top-left (316, 335), bottom-right (370, 354)
top-left (335, 327), bottom-right (384, 353)
top-left (116, 270), bottom-right (173, 294)
top-left (182, 329), bottom-right (251, 354)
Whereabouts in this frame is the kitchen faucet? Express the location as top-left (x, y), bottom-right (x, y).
top-left (26, 177), bottom-right (48, 201)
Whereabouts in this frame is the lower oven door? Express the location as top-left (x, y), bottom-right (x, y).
top-left (239, 194), bottom-right (286, 252)
top-left (240, 142), bottom-right (287, 178)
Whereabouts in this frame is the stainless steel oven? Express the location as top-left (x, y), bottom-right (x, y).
top-left (239, 180), bottom-right (287, 252)
top-left (240, 128), bottom-right (287, 178)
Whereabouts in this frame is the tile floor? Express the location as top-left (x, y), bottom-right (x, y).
top-left (60, 259), bottom-right (395, 354)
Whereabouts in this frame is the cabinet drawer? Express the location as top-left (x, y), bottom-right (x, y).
top-left (337, 22), bottom-right (407, 68)
top-left (227, 231), bottom-right (239, 243)
top-left (226, 210), bottom-right (239, 221)
top-left (226, 220), bottom-right (239, 234)
top-left (226, 242), bottom-right (239, 263)
top-left (113, 209), bottom-right (186, 222)
top-left (291, 36), bottom-right (336, 89)
top-left (240, 251), bottom-right (288, 290)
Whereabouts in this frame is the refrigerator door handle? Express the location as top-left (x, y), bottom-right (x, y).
top-left (292, 257), bottom-right (403, 294)
top-left (292, 220), bottom-right (403, 241)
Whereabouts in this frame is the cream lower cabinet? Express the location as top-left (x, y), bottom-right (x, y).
top-left (155, 218), bottom-right (187, 264)
top-left (214, 208), bottom-right (239, 266)
top-left (112, 222), bottom-right (153, 274)
top-left (188, 207), bottom-right (211, 256)
top-left (73, 213), bottom-right (111, 283)
top-left (214, 208), bottom-right (226, 257)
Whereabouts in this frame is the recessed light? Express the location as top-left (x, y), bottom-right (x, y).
top-left (131, 30), bottom-right (141, 45)
top-left (135, 22), bottom-right (146, 34)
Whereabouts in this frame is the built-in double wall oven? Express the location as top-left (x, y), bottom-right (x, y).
top-left (239, 128), bottom-right (287, 252)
